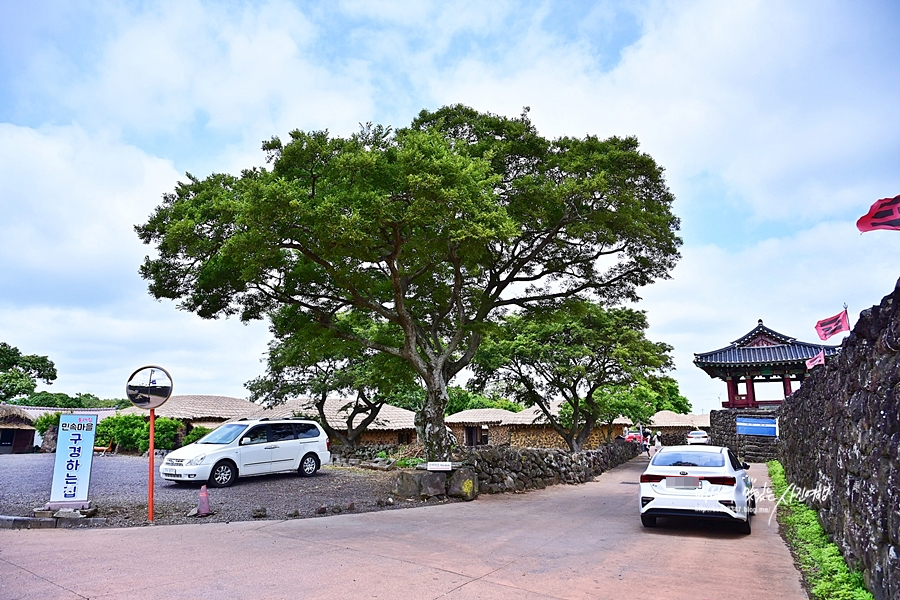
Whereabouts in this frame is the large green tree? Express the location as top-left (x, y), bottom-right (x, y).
top-left (136, 105), bottom-right (681, 460)
top-left (0, 342), bottom-right (57, 402)
top-left (471, 301), bottom-right (674, 451)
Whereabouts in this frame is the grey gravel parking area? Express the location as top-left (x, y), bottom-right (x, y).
top-left (0, 454), bottom-right (450, 527)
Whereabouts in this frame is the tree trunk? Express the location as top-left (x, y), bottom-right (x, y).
top-left (420, 372), bottom-right (453, 461)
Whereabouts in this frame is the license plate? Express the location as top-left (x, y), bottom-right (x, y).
top-left (666, 476), bottom-right (700, 489)
top-left (162, 468), bottom-right (176, 474)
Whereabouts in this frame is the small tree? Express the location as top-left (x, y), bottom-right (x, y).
top-left (472, 300), bottom-right (673, 451)
top-left (247, 314), bottom-right (420, 446)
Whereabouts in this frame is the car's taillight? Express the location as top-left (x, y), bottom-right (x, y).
top-left (326, 437), bottom-right (331, 452)
top-left (640, 474), bottom-right (665, 483)
top-left (703, 476), bottom-right (736, 486)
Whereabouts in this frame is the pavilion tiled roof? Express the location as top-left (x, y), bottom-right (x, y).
top-left (694, 320), bottom-right (841, 369)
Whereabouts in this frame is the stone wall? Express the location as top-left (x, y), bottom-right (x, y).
top-left (709, 408), bottom-right (780, 463)
top-left (460, 442), bottom-right (640, 494)
top-left (779, 278), bottom-right (900, 600)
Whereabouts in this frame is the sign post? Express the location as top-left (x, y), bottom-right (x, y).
top-left (47, 414), bottom-right (98, 510)
top-left (125, 366), bottom-right (173, 522)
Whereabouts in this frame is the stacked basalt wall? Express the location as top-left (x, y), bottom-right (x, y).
top-left (780, 278), bottom-right (900, 600)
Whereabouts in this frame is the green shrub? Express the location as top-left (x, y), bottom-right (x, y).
top-left (95, 413), bottom-right (145, 450)
top-left (767, 461), bottom-right (873, 600)
top-left (376, 450), bottom-right (388, 459)
top-left (396, 457), bottom-right (425, 468)
top-left (94, 414), bottom-right (185, 452)
top-left (138, 417), bottom-right (184, 453)
top-left (33, 412), bottom-right (61, 435)
top-left (183, 426), bottom-right (213, 446)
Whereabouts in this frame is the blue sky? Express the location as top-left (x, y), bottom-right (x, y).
top-left (2, 1), bottom-right (899, 412)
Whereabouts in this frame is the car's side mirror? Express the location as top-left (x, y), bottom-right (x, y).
top-left (742, 462), bottom-right (750, 470)
top-left (241, 437), bottom-right (251, 445)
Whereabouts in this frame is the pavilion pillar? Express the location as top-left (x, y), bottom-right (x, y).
top-left (782, 375), bottom-right (793, 398)
top-left (744, 376), bottom-right (757, 407)
top-left (726, 378), bottom-right (738, 407)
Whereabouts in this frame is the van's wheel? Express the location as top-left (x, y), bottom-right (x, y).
top-left (641, 514), bottom-right (657, 528)
top-left (209, 461), bottom-right (237, 487)
top-left (299, 454), bottom-right (320, 477)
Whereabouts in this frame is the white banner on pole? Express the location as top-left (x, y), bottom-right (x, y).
top-left (49, 414), bottom-right (98, 507)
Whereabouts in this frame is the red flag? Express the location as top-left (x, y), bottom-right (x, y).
top-left (815, 309), bottom-right (850, 340)
top-left (805, 349), bottom-right (825, 370)
top-left (857, 195), bottom-right (900, 232)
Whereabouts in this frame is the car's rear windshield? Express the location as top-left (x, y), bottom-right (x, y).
top-left (195, 423), bottom-right (247, 445)
top-left (653, 451), bottom-right (724, 468)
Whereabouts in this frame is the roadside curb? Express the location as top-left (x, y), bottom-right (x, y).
top-left (0, 515), bottom-right (108, 530)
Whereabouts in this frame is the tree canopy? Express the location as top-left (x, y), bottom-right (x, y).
top-left (471, 300), bottom-right (674, 451)
top-left (136, 105), bottom-right (681, 459)
top-left (0, 342), bottom-right (57, 402)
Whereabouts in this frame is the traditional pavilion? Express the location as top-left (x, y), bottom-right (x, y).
top-left (694, 319), bottom-right (841, 408)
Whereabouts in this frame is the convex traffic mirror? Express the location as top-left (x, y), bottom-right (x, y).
top-left (125, 366), bottom-right (173, 409)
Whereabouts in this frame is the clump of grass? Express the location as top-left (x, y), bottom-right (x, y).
top-left (767, 461), bottom-right (873, 600)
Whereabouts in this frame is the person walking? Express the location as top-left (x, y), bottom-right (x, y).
top-left (654, 431), bottom-right (662, 455)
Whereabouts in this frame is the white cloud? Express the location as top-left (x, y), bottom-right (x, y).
top-left (0, 123), bottom-right (177, 291)
top-left (641, 221), bottom-right (900, 411)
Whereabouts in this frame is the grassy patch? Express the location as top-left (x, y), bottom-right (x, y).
top-left (767, 461), bottom-right (873, 600)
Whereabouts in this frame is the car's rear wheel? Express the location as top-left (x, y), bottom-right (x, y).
top-left (641, 514), bottom-right (657, 528)
top-left (209, 461), bottom-right (237, 488)
top-left (299, 453), bottom-right (319, 477)
top-left (738, 517), bottom-right (752, 534)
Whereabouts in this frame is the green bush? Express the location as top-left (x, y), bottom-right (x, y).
top-left (183, 426), bottom-right (213, 446)
top-left (94, 414), bottom-right (185, 452)
top-left (33, 412), bottom-right (61, 435)
top-left (767, 461), bottom-right (873, 600)
top-left (138, 417), bottom-right (184, 453)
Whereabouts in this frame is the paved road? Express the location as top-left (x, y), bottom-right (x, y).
top-left (0, 456), bottom-right (805, 600)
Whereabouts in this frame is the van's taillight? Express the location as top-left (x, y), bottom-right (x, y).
top-left (640, 474), bottom-right (665, 483)
top-left (326, 437), bottom-right (331, 452)
top-left (703, 476), bottom-right (736, 486)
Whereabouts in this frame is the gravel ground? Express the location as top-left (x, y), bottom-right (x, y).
top-left (0, 454), bottom-right (456, 527)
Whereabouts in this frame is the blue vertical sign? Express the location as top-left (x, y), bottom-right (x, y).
top-left (49, 414), bottom-right (98, 507)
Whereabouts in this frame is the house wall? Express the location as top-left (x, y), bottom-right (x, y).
top-left (506, 423), bottom-right (623, 450)
top-left (356, 429), bottom-right (414, 445)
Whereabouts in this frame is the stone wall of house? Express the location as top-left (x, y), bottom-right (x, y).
top-left (708, 408), bottom-right (780, 463)
top-left (459, 442), bottom-right (639, 494)
top-left (507, 424), bottom-right (620, 450)
top-left (778, 278), bottom-right (900, 600)
top-left (356, 430), bottom-right (407, 445)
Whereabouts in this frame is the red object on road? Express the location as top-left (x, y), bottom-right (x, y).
top-left (815, 309), bottom-right (850, 341)
top-left (857, 194), bottom-right (900, 232)
top-left (197, 485), bottom-right (212, 517)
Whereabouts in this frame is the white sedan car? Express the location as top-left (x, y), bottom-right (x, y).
top-left (685, 430), bottom-right (710, 444)
top-left (639, 445), bottom-right (754, 534)
top-left (160, 418), bottom-right (331, 487)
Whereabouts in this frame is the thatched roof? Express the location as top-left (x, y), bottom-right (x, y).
top-left (118, 395), bottom-right (259, 421)
top-left (650, 410), bottom-right (710, 428)
top-left (446, 408), bottom-right (516, 426)
top-left (0, 404), bottom-right (34, 424)
top-left (235, 397), bottom-right (416, 431)
top-left (20, 406), bottom-right (120, 423)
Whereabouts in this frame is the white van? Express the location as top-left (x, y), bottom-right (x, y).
top-left (160, 418), bottom-right (331, 487)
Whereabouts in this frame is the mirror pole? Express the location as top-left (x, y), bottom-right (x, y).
top-left (149, 408), bottom-right (155, 522)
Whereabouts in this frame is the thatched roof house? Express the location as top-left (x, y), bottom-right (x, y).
top-left (0, 404), bottom-right (36, 453)
top-left (445, 405), bottom-right (633, 449)
top-left (119, 395), bottom-right (260, 429)
top-left (235, 397), bottom-right (417, 445)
